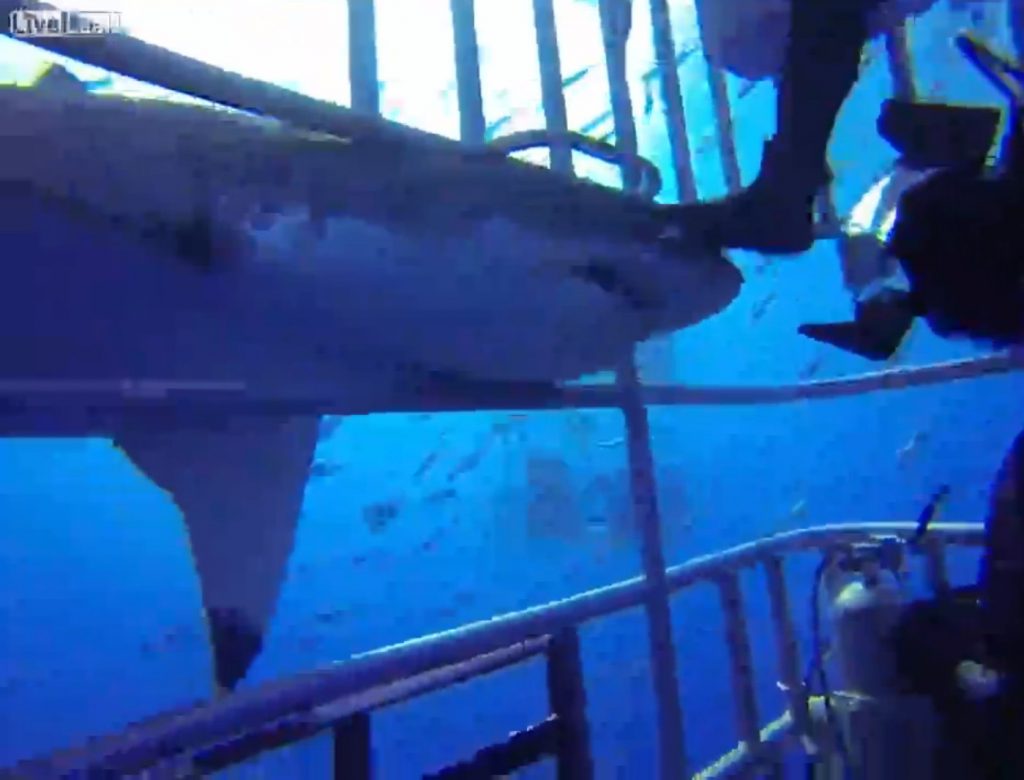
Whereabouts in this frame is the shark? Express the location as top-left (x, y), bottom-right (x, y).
top-left (0, 64), bottom-right (741, 694)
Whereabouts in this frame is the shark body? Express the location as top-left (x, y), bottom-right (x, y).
top-left (0, 69), bottom-right (741, 691)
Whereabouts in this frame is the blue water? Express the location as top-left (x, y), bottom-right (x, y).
top-left (2, 0), bottom-right (1023, 776)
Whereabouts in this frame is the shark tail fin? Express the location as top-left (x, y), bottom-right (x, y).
top-left (798, 289), bottom-right (917, 361)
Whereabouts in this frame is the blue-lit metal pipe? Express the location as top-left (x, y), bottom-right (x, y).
top-left (450, 0), bottom-right (486, 144)
top-left (532, 0), bottom-right (573, 173)
top-left (5, 523), bottom-right (982, 776)
top-left (347, 0), bottom-right (380, 115)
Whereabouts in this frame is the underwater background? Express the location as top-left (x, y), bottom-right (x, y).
top-left (1, 0), bottom-right (1023, 776)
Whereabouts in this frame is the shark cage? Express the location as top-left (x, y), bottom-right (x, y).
top-left (0, 0), bottom-right (1021, 778)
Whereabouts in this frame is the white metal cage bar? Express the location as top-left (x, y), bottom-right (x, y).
top-left (0, 523), bottom-right (985, 778)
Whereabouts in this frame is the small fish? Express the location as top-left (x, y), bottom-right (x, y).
top-left (750, 292), bottom-right (777, 322)
top-left (423, 487), bottom-right (458, 504)
top-left (363, 500), bottom-right (401, 532)
top-left (897, 430), bottom-right (929, 466)
top-left (799, 355), bottom-right (825, 379)
top-left (309, 460), bottom-right (342, 478)
top-left (313, 609), bottom-right (346, 624)
top-left (414, 448), bottom-right (444, 481)
top-left (446, 436), bottom-right (494, 482)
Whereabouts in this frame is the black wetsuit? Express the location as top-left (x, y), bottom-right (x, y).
top-left (665, 0), bottom-right (887, 252)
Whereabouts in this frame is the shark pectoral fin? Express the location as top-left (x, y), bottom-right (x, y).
top-left (114, 415), bottom-right (320, 693)
top-left (798, 290), bottom-right (916, 361)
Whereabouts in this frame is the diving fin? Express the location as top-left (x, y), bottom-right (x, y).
top-left (877, 99), bottom-right (1001, 170)
top-left (798, 289), bottom-right (917, 361)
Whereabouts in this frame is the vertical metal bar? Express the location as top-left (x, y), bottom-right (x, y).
top-left (332, 712), bottom-right (371, 780)
top-left (347, 0), bottom-right (380, 115)
top-left (717, 572), bottom-right (762, 751)
top-left (1011, 0), bottom-right (1024, 62)
top-left (923, 537), bottom-right (950, 595)
top-left (618, 360), bottom-right (688, 780)
top-left (706, 67), bottom-right (741, 192)
top-left (599, 0), bottom-right (674, 381)
top-left (693, 0), bottom-right (741, 192)
top-left (450, 0), bottom-right (486, 144)
top-left (598, 0), bottom-right (641, 191)
top-left (547, 628), bottom-right (595, 780)
top-left (597, 6), bottom-right (686, 773)
top-left (532, 0), bottom-right (573, 173)
top-left (762, 556), bottom-right (812, 740)
top-left (647, 0), bottom-right (697, 202)
top-left (884, 25), bottom-right (916, 102)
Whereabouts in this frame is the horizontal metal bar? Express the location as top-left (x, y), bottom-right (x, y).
top-left (3, 522), bottom-right (982, 777)
top-left (1, 354), bottom-right (1019, 438)
top-left (0, 1), bottom-right (470, 151)
top-left (424, 717), bottom-right (560, 779)
top-left (664, 522), bottom-right (983, 593)
top-left (693, 711), bottom-right (791, 780)
top-left (181, 639), bottom-right (550, 776)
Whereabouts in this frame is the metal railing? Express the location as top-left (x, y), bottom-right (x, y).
top-left (0, 522), bottom-right (984, 778)
top-left (0, 1), bottom-right (1017, 778)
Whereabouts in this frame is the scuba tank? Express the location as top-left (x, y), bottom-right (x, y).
top-left (805, 487), bottom-right (951, 779)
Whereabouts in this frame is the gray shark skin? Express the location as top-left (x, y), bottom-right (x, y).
top-left (0, 71), bottom-right (741, 692)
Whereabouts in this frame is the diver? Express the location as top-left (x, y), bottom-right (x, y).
top-left (662, 0), bottom-right (917, 253)
top-left (799, 31), bottom-right (1024, 358)
top-left (891, 428), bottom-right (1024, 779)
